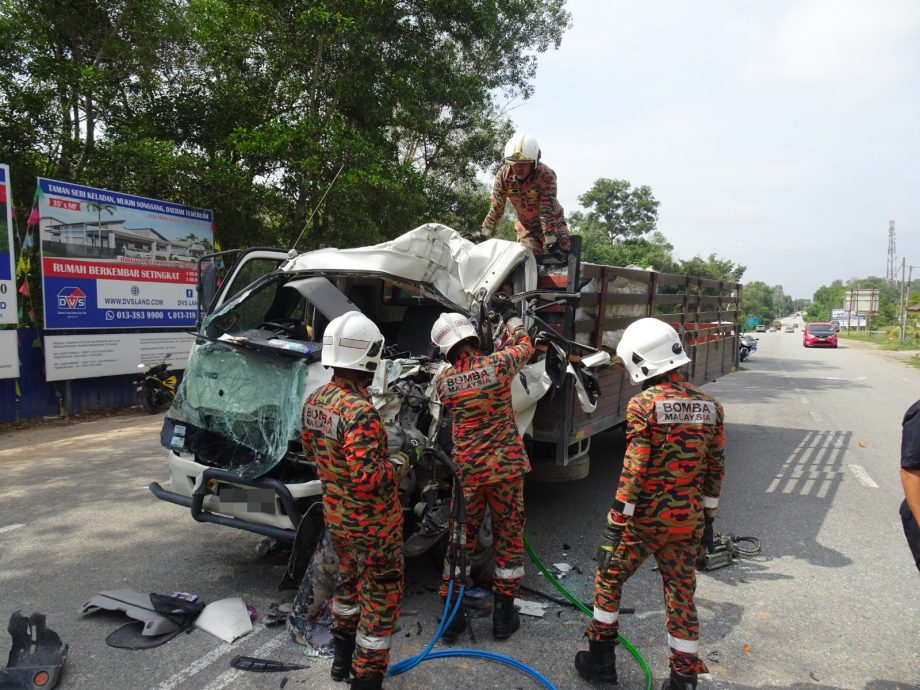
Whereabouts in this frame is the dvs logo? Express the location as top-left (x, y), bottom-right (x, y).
top-left (57, 287), bottom-right (87, 310)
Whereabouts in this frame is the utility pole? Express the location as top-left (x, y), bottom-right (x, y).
top-left (901, 263), bottom-right (915, 343)
top-left (900, 258), bottom-right (907, 342)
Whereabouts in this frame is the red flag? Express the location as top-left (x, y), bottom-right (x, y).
top-left (18, 281), bottom-right (30, 298)
top-left (27, 207), bottom-right (40, 225)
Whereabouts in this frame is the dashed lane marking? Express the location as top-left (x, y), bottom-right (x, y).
top-left (0, 524), bottom-right (24, 534)
top-left (199, 632), bottom-right (288, 690)
top-left (848, 464), bottom-right (879, 488)
top-left (152, 642), bottom-right (234, 690)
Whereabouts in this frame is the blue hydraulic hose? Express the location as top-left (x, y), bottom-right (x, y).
top-left (420, 650), bottom-right (556, 690)
top-left (388, 580), bottom-right (463, 675)
top-left (388, 582), bottom-right (557, 689)
top-left (389, 446), bottom-right (557, 687)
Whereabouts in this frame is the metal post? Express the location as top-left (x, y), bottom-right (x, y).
top-left (900, 259), bottom-right (907, 343)
top-left (905, 265), bottom-right (914, 342)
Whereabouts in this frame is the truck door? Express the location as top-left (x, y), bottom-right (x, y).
top-left (204, 248), bottom-right (290, 317)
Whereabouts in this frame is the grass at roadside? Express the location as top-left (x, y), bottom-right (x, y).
top-left (838, 330), bottom-right (920, 351)
top-left (837, 330), bottom-right (920, 370)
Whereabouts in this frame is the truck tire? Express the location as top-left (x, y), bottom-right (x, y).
top-left (528, 453), bottom-right (590, 482)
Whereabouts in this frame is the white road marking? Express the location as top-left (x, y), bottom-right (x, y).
top-left (0, 524), bottom-right (24, 534)
top-left (199, 632), bottom-right (289, 690)
top-left (151, 642), bottom-right (234, 690)
top-left (848, 465), bottom-right (879, 488)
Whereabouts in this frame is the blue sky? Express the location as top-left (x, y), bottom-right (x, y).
top-left (498, 0), bottom-right (920, 298)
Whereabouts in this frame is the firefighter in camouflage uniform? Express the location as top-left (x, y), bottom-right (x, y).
top-left (301, 311), bottom-right (408, 690)
top-left (575, 318), bottom-right (725, 690)
top-left (429, 298), bottom-right (534, 642)
top-left (481, 132), bottom-right (572, 257)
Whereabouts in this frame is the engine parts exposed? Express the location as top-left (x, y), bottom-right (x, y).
top-left (0, 611), bottom-right (68, 690)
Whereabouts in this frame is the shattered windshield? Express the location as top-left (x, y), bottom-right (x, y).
top-left (165, 340), bottom-right (332, 478)
top-left (163, 272), bottom-right (353, 477)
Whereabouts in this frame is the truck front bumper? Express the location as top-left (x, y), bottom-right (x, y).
top-left (149, 451), bottom-right (323, 543)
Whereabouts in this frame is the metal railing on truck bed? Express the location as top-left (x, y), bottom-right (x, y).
top-left (530, 258), bottom-right (741, 468)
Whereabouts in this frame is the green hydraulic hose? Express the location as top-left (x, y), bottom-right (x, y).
top-left (523, 535), bottom-right (653, 690)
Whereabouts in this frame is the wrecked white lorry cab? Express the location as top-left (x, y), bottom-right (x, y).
top-left (149, 223), bottom-right (608, 563)
top-left (149, 222), bottom-right (740, 566)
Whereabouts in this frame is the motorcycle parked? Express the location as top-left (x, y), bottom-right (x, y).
top-left (739, 334), bottom-right (758, 362)
top-left (135, 359), bottom-right (178, 414)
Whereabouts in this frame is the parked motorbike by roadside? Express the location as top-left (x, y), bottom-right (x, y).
top-left (135, 358), bottom-right (178, 414)
top-left (739, 334), bottom-right (759, 362)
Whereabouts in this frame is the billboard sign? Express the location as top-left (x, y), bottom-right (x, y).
top-left (843, 289), bottom-right (879, 314)
top-left (0, 331), bottom-right (18, 379)
top-left (37, 178), bottom-right (212, 329)
top-left (831, 308), bottom-right (868, 328)
top-left (0, 164), bottom-right (15, 324)
top-left (44, 331), bottom-right (195, 381)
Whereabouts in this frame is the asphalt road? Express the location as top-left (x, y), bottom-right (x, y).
top-left (1, 331), bottom-right (918, 690)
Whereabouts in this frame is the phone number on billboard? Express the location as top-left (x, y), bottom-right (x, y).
top-left (110, 310), bottom-right (196, 320)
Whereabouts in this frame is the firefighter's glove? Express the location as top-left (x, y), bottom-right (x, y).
top-left (387, 453), bottom-right (412, 481)
top-left (700, 517), bottom-right (715, 554)
top-left (489, 294), bottom-right (516, 321)
top-left (596, 512), bottom-right (626, 572)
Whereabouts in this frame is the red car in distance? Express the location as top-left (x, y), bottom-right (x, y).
top-left (803, 322), bottom-right (838, 348)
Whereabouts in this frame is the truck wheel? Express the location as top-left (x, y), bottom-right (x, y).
top-left (528, 453), bottom-right (590, 482)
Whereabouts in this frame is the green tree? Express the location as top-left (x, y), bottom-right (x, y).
top-left (0, 0), bottom-right (572, 252)
top-left (570, 178), bottom-right (673, 270)
top-left (574, 178), bottom-right (660, 242)
top-left (740, 281), bottom-right (782, 325)
top-left (677, 254), bottom-right (745, 283)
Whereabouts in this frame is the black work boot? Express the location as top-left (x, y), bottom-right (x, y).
top-left (492, 593), bottom-right (521, 640)
top-left (330, 633), bottom-right (356, 682)
top-left (574, 638), bottom-right (617, 684)
top-left (661, 668), bottom-right (697, 690)
top-left (439, 594), bottom-right (467, 642)
top-left (350, 674), bottom-right (384, 690)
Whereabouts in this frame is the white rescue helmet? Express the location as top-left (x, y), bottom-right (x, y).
top-left (321, 311), bottom-right (385, 372)
top-left (617, 318), bottom-right (691, 384)
top-left (430, 312), bottom-right (479, 357)
top-left (503, 133), bottom-right (540, 164)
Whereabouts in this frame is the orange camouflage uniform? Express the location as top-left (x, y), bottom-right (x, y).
top-left (588, 370), bottom-right (725, 676)
top-left (482, 162), bottom-right (572, 253)
top-left (433, 316), bottom-right (534, 597)
top-left (301, 376), bottom-right (403, 679)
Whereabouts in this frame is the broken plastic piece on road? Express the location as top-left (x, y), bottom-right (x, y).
top-left (513, 597), bottom-right (548, 618)
top-left (81, 589), bottom-right (186, 637)
top-left (194, 598), bottom-right (254, 643)
top-left (0, 611), bottom-right (68, 690)
top-left (230, 655), bottom-right (309, 672)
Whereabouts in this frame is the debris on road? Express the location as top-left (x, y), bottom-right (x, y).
top-left (0, 611), bottom-right (68, 690)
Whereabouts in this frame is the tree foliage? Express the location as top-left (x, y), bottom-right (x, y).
top-left (677, 254), bottom-right (745, 283)
top-left (0, 0), bottom-right (571, 250)
top-left (573, 177), bottom-right (660, 242)
top-left (805, 276), bottom-right (910, 326)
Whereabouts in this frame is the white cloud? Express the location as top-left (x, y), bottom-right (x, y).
top-left (749, 0), bottom-right (920, 103)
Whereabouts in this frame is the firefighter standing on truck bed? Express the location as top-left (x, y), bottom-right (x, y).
top-left (481, 132), bottom-right (572, 259)
top-left (429, 297), bottom-right (534, 642)
top-left (301, 311), bottom-right (410, 690)
top-left (574, 318), bottom-right (725, 690)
